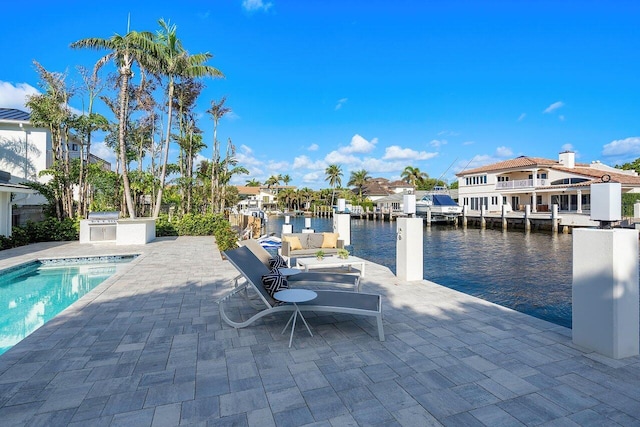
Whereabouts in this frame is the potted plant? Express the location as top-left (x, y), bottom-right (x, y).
top-left (337, 248), bottom-right (350, 259)
top-left (315, 249), bottom-right (325, 260)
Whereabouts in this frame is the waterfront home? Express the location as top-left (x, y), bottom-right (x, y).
top-left (236, 184), bottom-right (295, 213)
top-left (0, 108), bottom-right (110, 223)
top-left (456, 151), bottom-right (640, 216)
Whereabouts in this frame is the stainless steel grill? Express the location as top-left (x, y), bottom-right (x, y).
top-left (87, 211), bottom-right (119, 241)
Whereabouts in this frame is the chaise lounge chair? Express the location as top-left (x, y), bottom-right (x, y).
top-left (240, 239), bottom-right (361, 292)
top-left (219, 246), bottom-right (384, 341)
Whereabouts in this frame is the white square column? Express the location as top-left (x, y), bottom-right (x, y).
top-left (573, 228), bottom-right (639, 359)
top-left (333, 213), bottom-right (351, 246)
top-left (396, 217), bottom-right (423, 281)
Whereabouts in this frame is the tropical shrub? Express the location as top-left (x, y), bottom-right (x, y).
top-left (154, 213), bottom-right (238, 251)
top-left (0, 217), bottom-right (78, 251)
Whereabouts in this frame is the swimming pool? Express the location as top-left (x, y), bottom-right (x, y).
top-left (0, 255), bottom-right (137, 355)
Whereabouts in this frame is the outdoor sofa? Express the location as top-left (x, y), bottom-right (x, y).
top-left (280, 232), bottom-right (344, 264)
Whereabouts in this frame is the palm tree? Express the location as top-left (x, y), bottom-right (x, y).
top-left (245, 178), bottom-right (261, 187)
top-left (218, 138), bottom-right (248, 212)
top-left (71, 26), bottom-right (160, 218)
top-left (152, 18), bottom-right (224, 218)
top-left (281, 174), bottom-right (291, 186)
top-left (207, 96), bottom-right (231, 213)
top-left (348, 169), bottom-right (371, 201)
top-left (324, 164), bottom-right (343, 207)
top-left (264, 175), bottom-right (280, 188)
top-left (401, 166), bottom-right (428, 187)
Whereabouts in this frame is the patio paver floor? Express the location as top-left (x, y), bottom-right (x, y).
top-left (0, 236), bottom-right (638, 426)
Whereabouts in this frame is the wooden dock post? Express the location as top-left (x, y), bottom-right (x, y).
top-left (426, 207), bottom-right (432, 227)
top-left (480, 205), bottom-right (486, 229)
top-left (525, 205), bottom-right (531, 232)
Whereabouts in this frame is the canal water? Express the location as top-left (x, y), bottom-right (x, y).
top-left (266, 216), bottom-right (573, 328)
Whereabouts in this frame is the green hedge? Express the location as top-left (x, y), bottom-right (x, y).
top-left (1, 214), bottom-right (239, 252)
top-left (156, 213), bottom-right (238, 251)
top-left (0, 218), bottom-right (79, 251)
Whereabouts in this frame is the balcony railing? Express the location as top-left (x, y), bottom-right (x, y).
top-left (496, 179), bottom-right (547, 190)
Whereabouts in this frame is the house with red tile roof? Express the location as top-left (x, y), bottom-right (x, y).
top-left (456, 151), bottom-right (640, 215)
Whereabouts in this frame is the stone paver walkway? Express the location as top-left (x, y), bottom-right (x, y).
top-left (0, 236), bottom-right (639, 426)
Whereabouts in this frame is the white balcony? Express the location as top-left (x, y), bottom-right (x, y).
top-left (496, 179), bottom-right (547, 190)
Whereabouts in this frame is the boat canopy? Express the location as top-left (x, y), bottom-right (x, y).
top-left (420, 194), bottom-right (458, 206)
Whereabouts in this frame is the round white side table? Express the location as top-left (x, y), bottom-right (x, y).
top-left (273, 289), bottom-right (317, 348)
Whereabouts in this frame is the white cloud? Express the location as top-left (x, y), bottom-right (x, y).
top-left (339, 134), bottom-right (377, 154)
top-left (543, 101), bottom-right (564, 114)
top-left (91, 141), bottom-right (116, 169)
top-left (518, 113), bottom-right (526, 121)
top-left (602, 137), bottom-right (640, 157)
top-left (242, 0), bottom-right (272, 12)
top-left (308, 143), bottom-right (319, 151)
top-left (382, 145), bottom-right (438, 161)
top-left (437, 130), bottom-right (460, 137)
top-left (267, 160), bottom-right (289, 171)
top-left (429, 139), bottom-right (447, 149)
top-left (455, 154), bottom-right (497, 173)
top-left (325, 150), bottom-right (361, 165)
top-left (495, 146), bottom-right (513, 157)
top-left (561, 143), bottom-right (574, 152)
top-left (303, 172), bottom-right (321, 183)
top-left (293, 155), bottom-right (325, 170)
top-left (335, 98), bottom-right (348, 110)
top-left (462, 140), bottom-right (475, 146)
top-left (0, 81), bottom-right (39, 110)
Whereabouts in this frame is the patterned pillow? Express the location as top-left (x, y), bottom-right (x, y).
top-left (268, 255), bottom-right (287, 270)
top-left (262, 270), bottom-right (289, 297)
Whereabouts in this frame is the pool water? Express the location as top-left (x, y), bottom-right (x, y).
top-left (0, 256), bottom-right (136, 355)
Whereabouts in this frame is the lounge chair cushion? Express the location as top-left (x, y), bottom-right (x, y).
top-left (268, 255), bottom-right (287, 270)
top-left (321, 232), bottom-right (339, 249)
top-left (283, 235), bottom-right (303, 250)
top-left (262, 270), bottom-right (289, 297)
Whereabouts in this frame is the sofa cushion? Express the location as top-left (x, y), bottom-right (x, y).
top-left (307, 233), bottom-right (325, 249)
top-left (283, 235), bottom-right (303, 250)
top-left (321, 232), bottom-right (339, 249)
top-left (293, 248), bottom-right (341, 257)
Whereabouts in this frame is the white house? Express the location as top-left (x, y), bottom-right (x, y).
top-left (236, 185), bottom-right (296, 212)
top-left (456, 151), bottom-right (640, 214)
top-left (0, 108), bottom-right (111, 233)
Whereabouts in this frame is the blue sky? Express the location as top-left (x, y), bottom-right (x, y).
top-left (1, 0), bottom-right (639, 188)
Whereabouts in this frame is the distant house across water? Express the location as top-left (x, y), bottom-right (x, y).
top-left (456, 151), bottom-right (640, 216)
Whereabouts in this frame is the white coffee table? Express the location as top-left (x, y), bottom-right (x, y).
top-left (295, 255), bottom-right (366, 277)
top-left (273, 289), bottom-right (317, 348)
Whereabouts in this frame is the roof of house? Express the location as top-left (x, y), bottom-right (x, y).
top-left (0, 108), bottom-right (30, 122)
top-left (458, 155), bottom-right (640, 187)
top-left (361, 181), bottom-right (393, 196)
top-left (388, 180), bottom-right (413, 188)
top-left (236, 186), bottom-right (261, 196)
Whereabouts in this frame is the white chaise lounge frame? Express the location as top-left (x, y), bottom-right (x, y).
top-left (219, 246), bottom-right (384, 341)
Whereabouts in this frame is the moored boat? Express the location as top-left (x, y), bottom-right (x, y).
top-left (416, 187), bottom-right (462, 222)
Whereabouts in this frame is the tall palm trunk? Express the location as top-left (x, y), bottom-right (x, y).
top-left (119, 62), bottom-right (137, 219)
top-left (153, 79), bottom-right (175, 218)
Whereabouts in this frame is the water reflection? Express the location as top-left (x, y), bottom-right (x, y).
top-left (0, 262), bottom-right (129, 354)
top-left (268, 216), bottom-right (573, 327)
